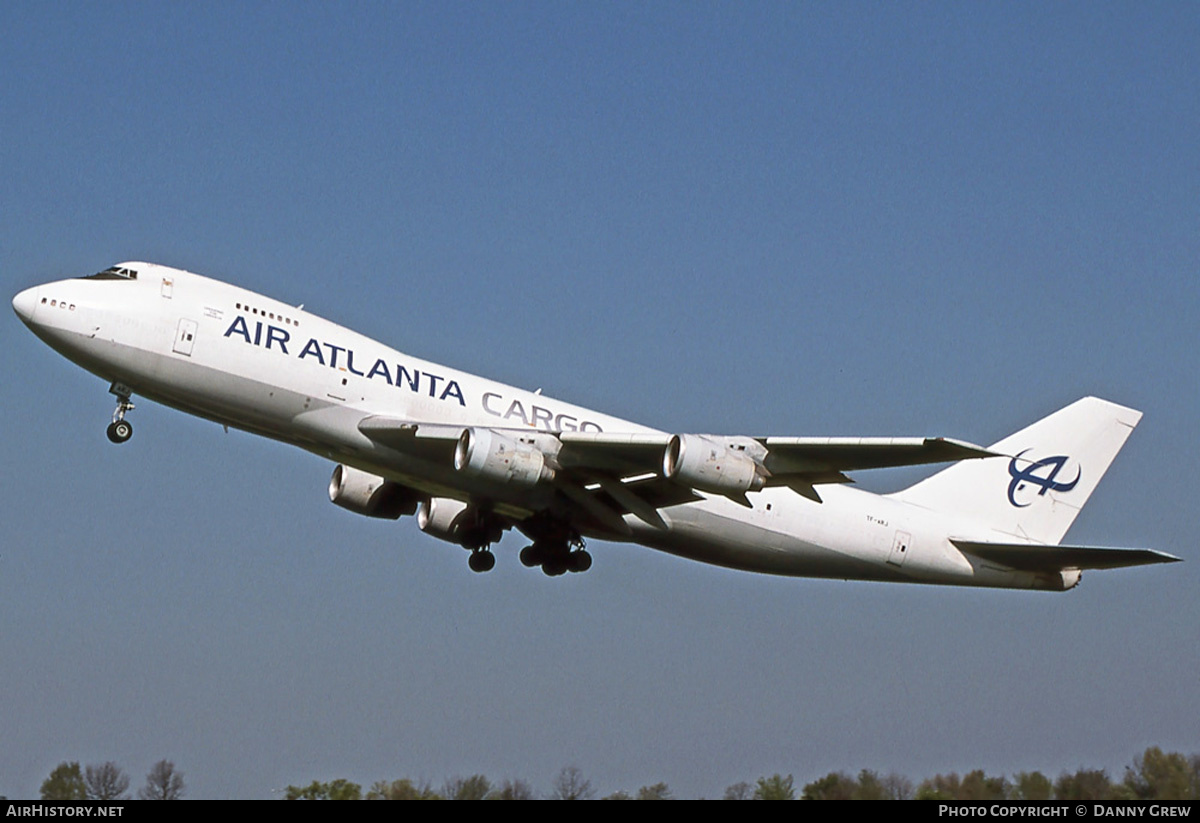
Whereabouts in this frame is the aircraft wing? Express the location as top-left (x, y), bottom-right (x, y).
top-left (358, 417), bottom-right (994, 508)
top-left (951, 539), bottom-right (1181, 571)
top-left (357, 418), bottom-right (992, 474)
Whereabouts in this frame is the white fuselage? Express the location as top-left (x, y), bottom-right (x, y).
top-left (13, 263), bottom-right (1071, 590)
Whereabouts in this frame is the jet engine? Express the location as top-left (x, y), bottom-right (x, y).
top-left (416, 497), bottom-right (471, 542)
top-left (662, 434), bottom-right (766, 495)
top-left (417, 497), bottom-right (505, 549)
top-left (328, 465), bottom-right (420, 519)
top-left (454, 427), bottom-right (554, 488)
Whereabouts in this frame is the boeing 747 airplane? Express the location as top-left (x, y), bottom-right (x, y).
top-left (12, 262), bottom-right (1178, 589)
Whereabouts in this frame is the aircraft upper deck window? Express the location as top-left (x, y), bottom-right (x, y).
top-left (81, 266), bottom-right (139, 281)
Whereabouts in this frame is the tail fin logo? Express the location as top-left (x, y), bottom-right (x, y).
top-left (1007, 450), bottom-right (1080, 507)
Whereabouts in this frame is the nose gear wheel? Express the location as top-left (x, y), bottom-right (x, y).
top-left (107, 383), bottom-right (135, 444)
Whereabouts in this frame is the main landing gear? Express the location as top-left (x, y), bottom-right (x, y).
top-left (460, 523), bottom-right (593, 576)
top-left (464, 541), bottom-right (591, 575)
top-left (467, 549), bottom-right (496, 573)
top-left (519, 541), bottom-right (592, 577)
top-left (106, 383), bottom-right (135, 444)
top-left (515, 513), bottom-right (592, 576)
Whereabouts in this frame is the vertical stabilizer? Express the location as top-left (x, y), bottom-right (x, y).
top-left (891, 397), bottom-right (1142, 544)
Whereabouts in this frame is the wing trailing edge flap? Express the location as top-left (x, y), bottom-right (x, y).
top-left (555, 431), bottom-right (670, 475)
top-left (746, 437), bottom-right (994, 503)
top-left (759, 437), bottom-right (995, 474)
top-left (951, 539), bottom-right (1181, 572)
top-left (559, 475), bottom-right (702, 535)
top-left (357, 416), bottom-right (462, 461)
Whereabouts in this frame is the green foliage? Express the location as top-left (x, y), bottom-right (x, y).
top-left (365, 778), bottom-right (441, 800)
top-left (916, 773), bottom-right (960, 800)
top-left (960, 770), bottom-right (1008, 800)
top-left (1123, 747), bottom-right (1198, 800)
top-left (488, 779), bottom-right (534, 800)
top-left (635, 782), bottom-right (673, 800)
top-left (853, 770), bottom-right (887, 800)
top-left (1054, 768), bottom-right (1113, 800)
top-left (1010, 771), bottom-right (1053, 800)
top-left (40, 762), bottom-right (85, 800)
top-left (754, 773), bottom-right (795, 800)
top-left (915, 784), bottom-right (952, 801)
top-left (723, 781), bottom-right (753, 800)
top-left (802, 769), bottom-right (911, 800)
top-left (285, 778), bottom-right (363, 800)
top-left (443, 774), bottom-right (490, 800)
top-left (916, 770), bottom-right (1006, 801)
top-left (802, 772), bottom-right (857, 800)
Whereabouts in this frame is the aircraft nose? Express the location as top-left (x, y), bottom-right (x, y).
top-left (12, 286), bottom-right (39, 324)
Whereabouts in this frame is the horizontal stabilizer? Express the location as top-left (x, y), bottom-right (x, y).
top-left (952, 539), bottom-right (1181, 572)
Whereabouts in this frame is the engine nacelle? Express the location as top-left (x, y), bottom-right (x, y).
top-left (454, 427), bottom-right (554, 488)
top-left (416, 497), bottom-right (472, 543)
top-left (328, 465), bottom-right (420, 519)
top-left (663, 434), bottom-right (766, 495)
top-left (416, 497), bottom-right (505, 549)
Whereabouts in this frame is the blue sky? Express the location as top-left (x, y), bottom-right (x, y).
top-left (2, 3), bottom-right (1197, 799)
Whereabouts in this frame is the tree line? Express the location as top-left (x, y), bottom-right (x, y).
top-left (282, 747), bottom-right (1200, 800)
top-left (39, 760), bottom-right (184, 800)
top-left (33, 746), bottom-right (1197, 799)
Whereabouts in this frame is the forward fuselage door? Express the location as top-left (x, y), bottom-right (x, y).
top-left (173, 318), bottom-right (198, 356)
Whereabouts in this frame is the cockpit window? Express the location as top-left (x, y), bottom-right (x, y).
top-left (80, 266), bottom-right (139, 281)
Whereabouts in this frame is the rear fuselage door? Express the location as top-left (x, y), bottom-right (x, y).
top-left (888, 530), bottom-right (912, 567)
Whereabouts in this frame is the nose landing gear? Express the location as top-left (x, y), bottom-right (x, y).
top-left (106, 383), bottom-right (135, 444)
top-left (106, 419), bottom-right (133, 443)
